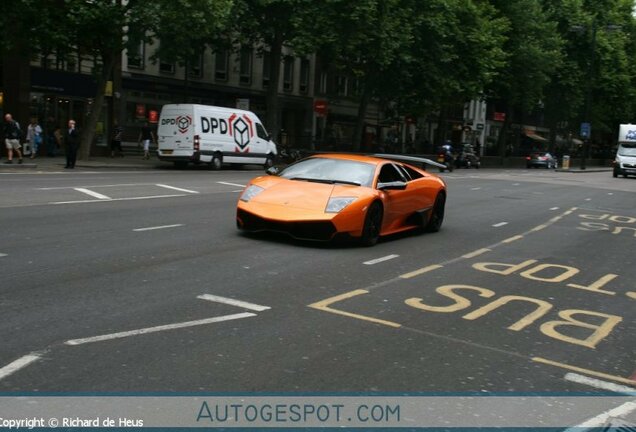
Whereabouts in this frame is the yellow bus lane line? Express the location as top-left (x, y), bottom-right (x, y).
top-left (533, 357), bottom-right (636, 387)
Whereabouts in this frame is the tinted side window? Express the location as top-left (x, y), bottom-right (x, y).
top-left (256, 123), bottom-right (269, 140)
top-left (402, 165), bottom-right (423, 180)
top-left (378, 164), bottom-right (405, 184)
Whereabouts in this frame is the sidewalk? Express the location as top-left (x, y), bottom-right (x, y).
top-left (0, 154), bottom-right (160, 171)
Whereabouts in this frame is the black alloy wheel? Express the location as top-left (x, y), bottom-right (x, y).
top-left (360, 202), bottom-right (383, 246)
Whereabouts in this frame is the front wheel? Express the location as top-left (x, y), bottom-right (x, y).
top-left (424, 193), bottom-right (446, 233)
top-left (360, 202), bottom-right (383, 246)
top-left (264, 155), bottom-right (275, 170)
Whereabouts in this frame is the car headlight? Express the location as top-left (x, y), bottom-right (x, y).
top-left (240, 185), bottom-right (265, 202)
top-left (325, 197), bottom-right (356, 213)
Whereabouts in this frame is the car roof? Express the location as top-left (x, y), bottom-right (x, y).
top-left (310, 153), bottom-right (393, 165)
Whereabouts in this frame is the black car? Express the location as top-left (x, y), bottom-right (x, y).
top-left (526, 152), bottom-right (557, 169)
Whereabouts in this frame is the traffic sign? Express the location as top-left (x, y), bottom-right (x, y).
top-left (580, 122), bottom-right (591, 138)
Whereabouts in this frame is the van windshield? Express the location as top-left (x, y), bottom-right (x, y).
top-left (618, 143), bottom-right (636, 156)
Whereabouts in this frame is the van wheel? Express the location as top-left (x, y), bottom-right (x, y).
top-left (211, 154), bottom-right (222, 170)
top-left (264, 155), bottom-right (275, 170)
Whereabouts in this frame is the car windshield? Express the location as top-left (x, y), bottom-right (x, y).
top-left (280, 157), bottom-right (375, 187)
top-left (618, 144), bottom-right (636, 156)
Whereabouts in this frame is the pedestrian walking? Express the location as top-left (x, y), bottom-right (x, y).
top-left (3, 113), bottom-right (23, 164)
top-left (64, 119), bottom-right (80, 169)
top-left (26, 117), bottom-right (43, 159)
top-left (110, 121), bottom-right (124, 157)
top-left (137, 121), bottom-right (156, 159)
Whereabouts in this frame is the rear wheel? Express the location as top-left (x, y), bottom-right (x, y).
top-left (360, 202), bottom-right (383, 246)
top-left (424, 193), bottom-right (446, 233)
top-left (211, 154), bottom-right (222, 170)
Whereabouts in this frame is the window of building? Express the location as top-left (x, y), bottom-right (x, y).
top-left (262, 51), bottom-right (271, 89)
top-left (299, 58), bottom-right (310, 93)
top-left (319, 72), bottom-right (328, 94)
top-left (127, 41), bottom-right (145, 69)
top-left (283, 56), bottom-right (294, 92)
top-left (159, 60), bottom-right (175, 74)
top-left (188, 54), bottom-right (203, 78)
top-left (336, 75), bottom-right (348, 96)
top-left (215, 50), bottom-right (229, 81)
top-left (239, 47), bottom-right (252, 85)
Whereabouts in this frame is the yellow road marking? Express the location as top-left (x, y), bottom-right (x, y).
top-left (532, 357), bottom-right (636, 386)
top-left (462, 248), bottom-right (491, 259)
top-left (502, 235), bottom-right (524, 243)
top-left (400, 264), bottom-right (443, 279)
top-left (308, 289), bottom-right (402, 328)
top-left (627, 291), bottom-right (636, 300)
top-left (530, 224), bottom-right (548, 232)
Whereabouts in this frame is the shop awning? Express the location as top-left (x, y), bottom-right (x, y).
top-left (523, 129), bottom-right (548, 142)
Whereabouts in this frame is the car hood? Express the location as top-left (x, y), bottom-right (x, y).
top-left (249, 177), bottom-right (367, 212)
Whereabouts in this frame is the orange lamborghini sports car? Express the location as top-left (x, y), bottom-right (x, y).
top-left (236, 154), bottom-right (447, 246)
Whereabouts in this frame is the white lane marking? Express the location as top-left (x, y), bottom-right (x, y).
top-left (565, 373), bottom-right (636, 394)
top-left (133, 224), bottom-right (183, 232)
top-left (38, 183), bottom-right (152, 190)
top-left (608, 192), bottom-right (614, 195)
top-left (156, 184), bottom-right (199, 194)
top-left (363, 254), bottom-right (400, 265)
top-left (0, 354), bottom-right (41, 381)
top-left (492, 222), bottom-right (508, 227)
top-left (550, 207), bottom-right (560, 210)
top-left (585, 198), bottom-right (592, 201)
top-left (470, 187), bottom-right (482, 191)
top-left (512, 183), bottom-right (520, 186)
top-left (218, 181), bottom-right (246, 188)
top-left (74, 188), bottom-right (111, 200)
top-left (197, 294), bottom-right (271, 312)
top-left (50, 194), bottom-right (187, 205)
top-left (65, 313), bottom-right (255, 346)
top-left (0, 253), bottom-right (7, 258)
top-left (564, 399), bottom-right (636, 431)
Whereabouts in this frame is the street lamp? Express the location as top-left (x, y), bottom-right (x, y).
top-left (572, 21), bottom-right (621, 169)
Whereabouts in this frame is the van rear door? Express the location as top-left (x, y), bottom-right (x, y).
top-left (157, 106), bottom-right (195, 157)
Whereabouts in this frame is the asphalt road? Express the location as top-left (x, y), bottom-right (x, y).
top-left (0, 166), bottom-right (634, 398)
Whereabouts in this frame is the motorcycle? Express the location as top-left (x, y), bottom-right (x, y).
top-left (437, 151), bottom-right (454, 172)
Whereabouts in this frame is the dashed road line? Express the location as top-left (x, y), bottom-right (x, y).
top-left (492, 222), bottom-right (508, 227)
top-left (218, 181), bottom-right (246, 188)
top-left (197, 294), bottom-right (271, 312)
top-left (0, 253), bottom-right (7, 258)
top-left (400, 264), bottom-right (444, 280)
top-left (564, 373), bottom-right (636, 394)
top-left (0, 354), bottom-right (42, 381)
top-left (156, 184), bottom-right (199, 194)
top-left (74, 188), bottom-right (111, 200)
top-left (550, 207), bottom-right (560, 210)
top-left (533, 357), bottom-right (636, 386)
top-left (502, 235), bottom-right (524, 243)
top-left (363, 254), bottom-right (399, 265)
top-left (133, 224), bottom-right (184, 232)
top-left (64, 313), bottom-right (256, 346)
top-left (461, 248), bottom-right (491, 259)
top-left (50, 194), bottom-right (187, 205)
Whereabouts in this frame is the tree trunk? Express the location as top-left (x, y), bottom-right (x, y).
top-left (352, 86), bottom-right (370, 152)
top-left (266, 31), bottom-right (284, 141)
top-left (79, 52), bottom-right (115, 160)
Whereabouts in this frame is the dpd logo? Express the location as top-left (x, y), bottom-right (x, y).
top-left (228, 113), bottom-right (254, 151)
top-left (176, 115), bottom-right (192, 134)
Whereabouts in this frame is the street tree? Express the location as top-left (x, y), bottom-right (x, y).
top-left (486, 0), bottom-right (563, 157)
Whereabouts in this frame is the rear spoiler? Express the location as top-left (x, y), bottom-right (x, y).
top-left (372, 153), bottom-right (447, 170)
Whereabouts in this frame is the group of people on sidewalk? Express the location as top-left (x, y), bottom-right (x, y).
top-left (3, 114), bottom-right (156, 166)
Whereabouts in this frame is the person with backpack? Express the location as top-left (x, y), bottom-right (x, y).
top-left (3, 113), bottom-right (23, 164)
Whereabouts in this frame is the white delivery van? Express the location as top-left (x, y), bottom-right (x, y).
top-left (157, 104), bottom-right (278, 169)
top-left (613, 124), bottom-right (636, 178)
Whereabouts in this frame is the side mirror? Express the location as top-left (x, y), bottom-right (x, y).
top-left (377, 181), bottom-right (407, 191)
top-left (266, 166), bottom-right (280, 175)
